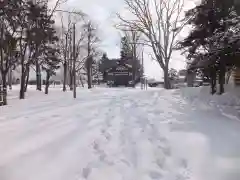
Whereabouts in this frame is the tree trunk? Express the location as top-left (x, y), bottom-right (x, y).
top-left (36, 61), bottom-right (42, 91)
top-left (80, 75), bottom-right (84, 87)
top-left (69, 69), bottom-right (73, 90)
top-left (2, 73), bottom-right (7, 105)
top-left (8, 70), bottom-right (12, 90)
top-left (20, 63), bottom-right (25, 99)
top-left (24, 66), bottom-right (30, 92)
top-left (45, 71), bottom-right (50, 94)
top-left (72, 23), bottom-right (76, 98)
top-left (69, 31), bottom-right (73, 91)
top-left (0, 84), bottom-right (2, 106)
top-left (225, 67), bottom-right (232, 84)
top-left (219, 62), bottom-right (226, 95)
top-left (163, 68), bottom-right (171, 89)
top-left (63, 34), bottom-right (68, 92)
top-left (87, 58), bottom-right (92, 89)
top-left (87, 67), bottom-right (92, 89)
top-left (63, 61), bottom-right (67, 91)
top-left (210, 67), bottom-right (217, 95)
top-left (87, 23), bottom-right (92, 89)
top-left (132, 45), bottom-right (136, 87)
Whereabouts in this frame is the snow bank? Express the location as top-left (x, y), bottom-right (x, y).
top-left (179, 85), bottom-right (240, 106)
top-left (178, 85), bottom-right (240, 121)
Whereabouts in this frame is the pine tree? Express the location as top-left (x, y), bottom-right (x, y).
top-left (120, 36), bottom-right (132, 60)
top-left (0, 0), bottom-right (23, 104)
top-left (178, 0), bottom-right (240, 94)
top-left (42, 45), bottom-right (61, 94)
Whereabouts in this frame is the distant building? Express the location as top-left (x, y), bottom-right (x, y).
top-left (99, 56), bottom-right (142, 87)
top-left (105, 62), bottom-right (133, 86)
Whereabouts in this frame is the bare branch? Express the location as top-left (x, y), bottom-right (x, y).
top-left (117, 0), bottom-right (187, 71)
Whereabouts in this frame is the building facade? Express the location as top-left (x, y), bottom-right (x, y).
top-left (99, 56), bottom-right (142, 87)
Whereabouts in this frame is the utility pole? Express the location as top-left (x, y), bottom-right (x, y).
top-left (72, 23), bottom-right (76, 98)
top-left (87, 22), bottom-right (92, 89)
top-left (63, 33), bottom-right (68, 91)
top-left (141, 48), bottom-right (144, 90)
top-left (69, 27), bottom-right (73, 91)
top-left (0, 20), bottom-right (3, 104)
top-left (0, 20), bottom-right (7, 105)
top-left (132, 41), bottom-right (135, 87)
top-left (8, 69), bottom-right (12, 90)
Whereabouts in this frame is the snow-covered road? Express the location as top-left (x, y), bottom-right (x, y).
top-left (1, 88), bottom-right (240, 180)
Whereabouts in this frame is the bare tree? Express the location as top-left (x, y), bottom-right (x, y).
top-left (59, 16), bottom-right (100, 89)
top-left (72, 23), bottom-right (77, 98)
top-left (122, 29), bottom-right (142, 83)
top-left (77, 20), bottom-right (100, 89)
top-left (124, 30), bottom-right (142, 58)
top-left (59, 13), bottom-right (73, 91)
top-left (117, 0), bottom-right (187, 89)
top-left (58, 9), bottom-right (85, 91)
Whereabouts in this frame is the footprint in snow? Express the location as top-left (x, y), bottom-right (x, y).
top-left (162, 146), bottom-right (171, 156)
top-left (120, 159), bottom-right (131, 166)
top-left (51, 114), bottom-right (59, 118)
top-left (157, 144), bottom-right (171, 157)
top-left (101, 128), bottom-right (106, 134)
top-left (93, 141), bottom-right (99, 151)
top-left (179, 158), bottom-right (188, 168)
top-left (156, 157), bottom-right (166, 169)
top-left (104, 132), bottom-right (111, 141)
top-left (82, 167), bottom-right (92, 179)
top-left (149, 171), bottom-right (163, 179)
top-left (99, 152), bottom-right (106, 161)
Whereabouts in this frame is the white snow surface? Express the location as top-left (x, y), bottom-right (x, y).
top-left (1, 86), bottom-right (240, 180)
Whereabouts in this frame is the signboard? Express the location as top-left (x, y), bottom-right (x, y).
top-left (115, 72), bottom-right (129, 76)
top-left (106, 64), bottom-right (132, 78)
top-left (116, 66), bottom-right (128, 71)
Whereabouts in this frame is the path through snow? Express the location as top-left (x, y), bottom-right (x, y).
top-left (0, 88), bottom-right (240, 180)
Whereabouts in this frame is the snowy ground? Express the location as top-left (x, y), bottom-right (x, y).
top-left (1, 86), bottom-right (240, 180)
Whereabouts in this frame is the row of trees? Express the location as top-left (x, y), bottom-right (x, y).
top-left (0, 0), bottom-right (62, 106)
top-left (0, 0), bottom-right (101, 106)
top-left (178, 0), bottom-right (240, 94)
top-left (58, 11), bottom-right (101, 92)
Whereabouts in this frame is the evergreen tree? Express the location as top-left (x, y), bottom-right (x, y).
top-left (0, 0), bottom-right (63, 103)
top-left (178, 0), bottom-right (240, 94)
top-left (42, 45), bottom-right (61, 94)
top-left (120, 36), bottom-right (132, 60)
top-left (0, 0), bottom-right (23, 104)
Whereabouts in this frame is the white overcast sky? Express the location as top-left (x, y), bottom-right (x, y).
top-left (53, 0), bottom-right (198, 80)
